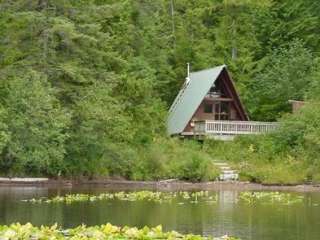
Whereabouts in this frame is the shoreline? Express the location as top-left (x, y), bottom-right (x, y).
top-left (0, 178), bottom-right (319, 192)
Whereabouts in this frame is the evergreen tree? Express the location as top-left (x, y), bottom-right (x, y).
top-left (0, 0), bottom-right (320, 178)
top-left (247, 41), bottom-right (317, 121)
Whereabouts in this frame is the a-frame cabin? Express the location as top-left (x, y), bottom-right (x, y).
top-left (167, 65), bottom-right (278, 138)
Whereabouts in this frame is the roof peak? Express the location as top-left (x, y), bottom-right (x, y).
top-left (168, 65), bottom-right (228, 135)
top-left (190, 65), bottom-right (226, 75)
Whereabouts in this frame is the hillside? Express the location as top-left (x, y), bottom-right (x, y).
top-left (0, 0), bottom-right (319, 183)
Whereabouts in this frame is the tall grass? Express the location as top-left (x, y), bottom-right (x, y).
top-left (203, 102), bottom-right (320, 185)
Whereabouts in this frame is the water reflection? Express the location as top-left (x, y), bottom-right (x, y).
top-left (0, 186), bottom-right (319, 240)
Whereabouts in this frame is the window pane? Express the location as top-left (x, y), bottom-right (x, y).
top-left (221, 102), bottom-right (229, 113)
top-left (220, 102), bottom-right (229, 120)
top-left (204, 103), bottom-right (213, 113)
top-left (215, 103), bottom-right (220, 113)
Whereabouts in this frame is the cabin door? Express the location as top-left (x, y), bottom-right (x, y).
top-left (214, 101), bottom-right (230, 120)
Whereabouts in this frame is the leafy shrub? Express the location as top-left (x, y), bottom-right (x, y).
top-left (130, 138), bottom-right (220, 182)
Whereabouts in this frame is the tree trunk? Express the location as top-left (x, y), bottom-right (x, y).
top-left (231, 19), bottom-right (237, 60)
top-left (170, 0), bottom-right (176, 48)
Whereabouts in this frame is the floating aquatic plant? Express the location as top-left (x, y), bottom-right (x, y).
top-left (24, 190), bottom-right (217, 205)
top-left (24, 190), bottom-right (305, 206)
top-left (0, 223), bottom-right (240, 240)
top-left (238, 191), bottom-right (304, 205)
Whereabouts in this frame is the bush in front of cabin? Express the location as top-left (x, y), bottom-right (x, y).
top-left (129, 138), bottom-right (220, 182)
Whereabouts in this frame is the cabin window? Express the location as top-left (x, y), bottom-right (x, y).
top-left (204, 103), bottom-right (213, 113)
top-left (214, 102), bottom-right (230, 120)
top-left (220, 102), bottom-right (230, 120)
top-left (208, 86), bottom-right (221, 97)
top-left (209, 86), bottom-right (218, 93)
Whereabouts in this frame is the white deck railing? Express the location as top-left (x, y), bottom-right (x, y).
top-left (194, 120), bottom-right (279, 135)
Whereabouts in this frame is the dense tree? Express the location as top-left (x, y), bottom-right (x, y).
top-left (247, 41), bottom-right (318, 121)
top-left (0, 0), bottom-right (320, 179)
top-left (0, 71), bottom-right (70, 176)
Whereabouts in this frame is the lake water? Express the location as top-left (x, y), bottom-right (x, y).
top-left (0, 186), bottom-right (319, 240)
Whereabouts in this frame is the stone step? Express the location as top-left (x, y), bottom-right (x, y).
top-left (222, 170), bottom-right (237, 174)
top-left (220, 166), bottom-right (231, 170)
top-left (213, 160), bottom-right (239, 181)
top-left (219, 173), bottom-right (239, 181)
top-left (213, 162), bottom-right (229, 166)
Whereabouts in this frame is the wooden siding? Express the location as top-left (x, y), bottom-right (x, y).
top-left (183, 71), bottom-right (245, 133)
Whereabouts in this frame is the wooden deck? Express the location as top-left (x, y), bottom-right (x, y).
top-left (193, 120), bottom-right (279, 136)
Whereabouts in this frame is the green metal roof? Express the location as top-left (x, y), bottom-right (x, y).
top-left (167, 65), bottom-right (226, 135)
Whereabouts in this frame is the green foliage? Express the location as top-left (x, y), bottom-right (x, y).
top-left (0, 71), bottom-right (70, 176)
top-left (131, 139), bottom-right (220, 181)
top-left (26, 190), bottom-right (305, 206)
top-left (204, 138), bottom-right (309, 184)
top-left (204, 100), bottom-right (320, 184)
top-left (247, 40), bottom-right (318, 120)
top-left (65, 82), bottom-right (132, 177)
top-left (0, 0), bottom-right (320, 182)
top-left (254, 0), bottom-right (320, 55)
top-left (26, 190), bottom-right (216, 204)
top-left (238, 191), bottom-right (304, 205)
top-left (0, 223), bottom-right (239, 240)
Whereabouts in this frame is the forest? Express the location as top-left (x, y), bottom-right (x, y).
top-left (0, 0), bottom-right (320, 183)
